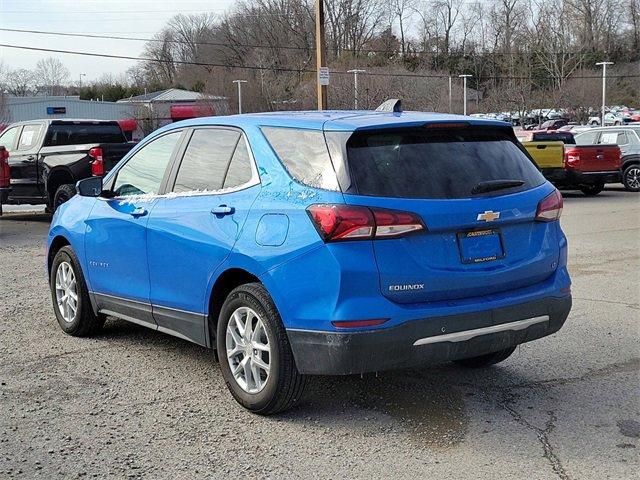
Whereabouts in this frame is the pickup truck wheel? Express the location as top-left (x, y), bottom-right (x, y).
top-left (453, 346), bottom-right (517, 368)
top-left (217, 282), bottom-right (307, 415)
top-left (50, 246), bottom-right (105, 336)
top-left (53, 184), bottom-right (76, 210)
top-left (622, 165), bottom-right (640, 192)
top-left (579, 182), bottom-right (605, 196)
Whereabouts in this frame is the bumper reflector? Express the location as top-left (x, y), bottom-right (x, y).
top-left (331, 318), bottom-right (389, 329)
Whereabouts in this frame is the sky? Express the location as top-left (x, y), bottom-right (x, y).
top-left (0, 0), bottom-right (237, 82)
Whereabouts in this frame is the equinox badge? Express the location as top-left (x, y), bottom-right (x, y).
top-left (389, 284), bottom-right (425, 291)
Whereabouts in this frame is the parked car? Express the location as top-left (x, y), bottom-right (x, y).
top-left (47, 110), bottom-right (572, 414)
top-left (519, 130), bottom-right (621, 195)
top-left (539, 119), bottom-right (569, 130)
top-left (588, 112), bottom-right (625, 126)
top-left (575, 126), bottom-right (640, 191)
top-left (0, 119), bottom-right (135, 213)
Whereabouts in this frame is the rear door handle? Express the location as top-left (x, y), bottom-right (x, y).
top-left (536, 145), bottom-right (546, 149)
top-left (211, 205), bottom-right (234, 216)
top-left (130, 207), bottom-right (147, 217)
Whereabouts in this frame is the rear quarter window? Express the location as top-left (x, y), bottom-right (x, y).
top-left (261, 127), bottom-right (339, 191)
top-left (346, 127), bottom-right (546, 199)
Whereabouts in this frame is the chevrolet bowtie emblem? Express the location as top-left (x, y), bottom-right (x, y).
top-left (477, 210), bottom-right (500, 222)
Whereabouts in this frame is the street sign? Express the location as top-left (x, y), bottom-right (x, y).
top-left (318, 67), bottom-right (330, 86)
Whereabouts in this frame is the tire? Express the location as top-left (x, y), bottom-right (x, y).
top-left (622, 164), bottom-right (640, 192)
top-left (53, 183), bottom-right (76, 210)
top-left (590, 121), bottom-right (599, 126)
top-left (216, 282), bottom-right (307, 415)
top-left (580, 182), bottom-right (605, 196)
top-left (50, 246), bottom-right (105, 336)
top-left (453, 346), bottom-right (517, 368)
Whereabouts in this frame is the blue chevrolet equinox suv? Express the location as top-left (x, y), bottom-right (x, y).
top-left (47, 109), bottom-right (571, 414)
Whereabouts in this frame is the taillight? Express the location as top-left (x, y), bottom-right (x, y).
top-left (0, 146), bottom-right (10, 188)
top-left (535, 189), bottom-right (563, 222)
top-left (89, 147), bottom-right (104, 176)
top-left (564, 148), bottom-right (580, 169)
top-left (306, 204), bottom-right (425, 242)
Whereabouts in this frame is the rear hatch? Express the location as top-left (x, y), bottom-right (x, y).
top-left (339, 124), bottom-right (560, 304)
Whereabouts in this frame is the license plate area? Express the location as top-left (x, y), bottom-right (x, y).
top-left (457, 229), bottom-right (505, 264)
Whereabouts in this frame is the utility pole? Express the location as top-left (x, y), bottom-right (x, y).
top-left (233, 79), bottom-right (247, 114)
top-left (347, 69), bottom-right (366, 109)
top-left (79, 73), bottom-right (86, 89)
top-left (459, 74), bottom-right (472, 116)
top-left (448, 76), bottom-right (452, 113)
top-left (595, 61), bottom-right (613, 126)
top-left (315, 0), bottom-right (327, 110)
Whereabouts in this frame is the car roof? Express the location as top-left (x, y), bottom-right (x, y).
top-left (8, 118), bottom-right (120, 127)
top-left (163, 110), bottom-right (512, 133)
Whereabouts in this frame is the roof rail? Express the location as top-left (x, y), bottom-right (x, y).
top-left (375, 99), bottom-right (403, 113)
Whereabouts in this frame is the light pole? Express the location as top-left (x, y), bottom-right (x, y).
top-left (459, 74), bottom-right (472, 116)
top-left (346, 69), bottom-right (366, 109)
top-left (595, 61), bottom-right (613, 126)
top-left (233, 80), bottom-right (247, 114)
top-left (79, 73), bottom-right (86, 88)
top-left (448, 76), bottom-right (452, 113)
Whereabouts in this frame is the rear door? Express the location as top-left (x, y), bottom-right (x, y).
top-left (8, 123), bottom-right (44, 198)
top-left (146, 127), bottom-right (260, 345)
top-left (341, 125), bottom-right (560, 304)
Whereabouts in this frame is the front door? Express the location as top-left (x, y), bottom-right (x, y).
top-left (84, 130), bottom-right (184, 326)
top-left (146, 127), bottom-right (260, 345)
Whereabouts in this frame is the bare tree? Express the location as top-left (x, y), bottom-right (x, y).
top-left (35, 57), bottom-right (70, 95)
top-left (5, 69), bottom-right (36, 97)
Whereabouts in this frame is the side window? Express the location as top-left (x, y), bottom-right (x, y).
top-left (617, 132), bottom-right (628, 145)
top-left (599, 132), bottom-right (619, 144)
top-left (173, 129), bottom-right (240, 193)
top-left (17, 124), bottom-right (41, 150)
top-left (262, 127), bottom-right (339, 191)
top-left (575, 130), bottom-right (598, 145)
top-left (0, 127), bottom-right (19, 152)
top-left (223, 138), bottom-right (253, 189)
top-left (113, 131), bottom-right (181, 197)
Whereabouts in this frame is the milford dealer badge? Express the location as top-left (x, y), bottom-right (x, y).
top-left (477, 210), bottom-right (500, 222)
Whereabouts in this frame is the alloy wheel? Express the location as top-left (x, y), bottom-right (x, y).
top-left (625, 167), bottom-right (640, 190)
top-left (55, 261), bottom-right (78, 323)
top-left (226, 307), bottom-right (271, 394)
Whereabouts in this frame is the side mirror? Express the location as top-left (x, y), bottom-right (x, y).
top-left (76, 176), bottom-right (103, 197)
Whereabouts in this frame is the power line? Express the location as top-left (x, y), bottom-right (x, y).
top-left (1, 43), bottom-right (638, 80)
top-left (0, 27), bottom-right (622, 57)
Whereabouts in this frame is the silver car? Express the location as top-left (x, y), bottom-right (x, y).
top-left (575, 126), bottom-right (640, 191)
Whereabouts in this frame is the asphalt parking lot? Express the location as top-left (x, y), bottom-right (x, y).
top-left (1, 188), bottom-right (638, 479)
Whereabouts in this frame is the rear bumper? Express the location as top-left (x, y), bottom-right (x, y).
top-left (287, 295), bottom-right (571, 375)
top-left (562, 170), bottom-right (621, 185)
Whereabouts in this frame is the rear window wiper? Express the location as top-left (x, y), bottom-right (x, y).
top-left (472, 179), bottom-right (525, 194)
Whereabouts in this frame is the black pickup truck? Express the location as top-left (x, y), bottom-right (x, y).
top-left (0, 119), bottom-right (135, 213)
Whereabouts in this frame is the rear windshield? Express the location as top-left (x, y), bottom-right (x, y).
top-left (346, 127), bottom-right (545, 199)
top-left (44, 123), bottom-right (126, 146)
top-left (531, 132), bottom-right (575, 144)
